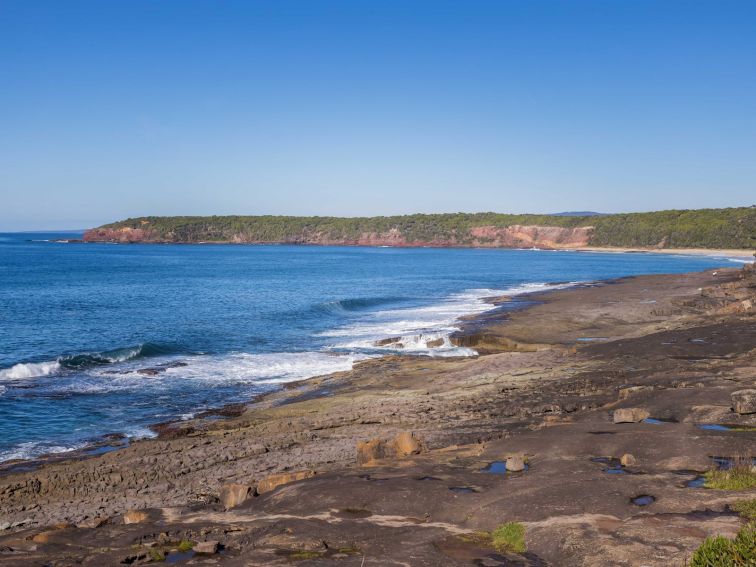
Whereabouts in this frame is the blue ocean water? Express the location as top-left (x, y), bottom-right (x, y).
top-left (0, 232), bottom-right (737, 462)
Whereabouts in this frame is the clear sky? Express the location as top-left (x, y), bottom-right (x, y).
top-left (1, 1), bottom-right (755, 230)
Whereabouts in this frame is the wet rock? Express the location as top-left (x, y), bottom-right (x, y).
top-left (123, 509), bottom-right (149, 525)
top-left (257, 470), bottom-right (315, 494)
top-left (613, 408), bottom-right (650, 423)
top-left (394, 431), bottom-right (423, 456)
top-left (731, 389), bottom-right (756, 415)
top-left (620, 453), bottom-right (636, 466)
top-left (194, 540), bottom-right (219, 554)
top-left (506, 454), bottom-right (526, 472)
top-left (219, 483), bottom-right (253, 510)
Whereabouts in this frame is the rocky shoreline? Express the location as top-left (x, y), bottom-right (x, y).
top-left (0, 266), bottom-right (754, 566)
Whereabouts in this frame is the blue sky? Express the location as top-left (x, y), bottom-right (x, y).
top-left (1, 1), bottom-right (755, 230)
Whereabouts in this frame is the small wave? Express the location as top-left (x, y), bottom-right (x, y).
top-left (0, 441), bottom-right (87, 462)
top-left (59, 343), bottom-right (178, 370)
top-left (313, 296), bottom-right (407, 316)
top-left (0, 360), bottom-right (61, 381)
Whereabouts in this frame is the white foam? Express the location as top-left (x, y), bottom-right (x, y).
top-left (172, 351), bottom-right (370, 385)
top-left (323, 282), bottom-right (582, 357)
top-left (0, 360), bottom-right (61, 381)
top-left (0, 441), bottom-right (87, 462)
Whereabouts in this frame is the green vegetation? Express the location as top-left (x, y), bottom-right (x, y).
top-left (732, 499), bottom-right (756, 520)
top-left (689, 522), bottom-right (755, 566)
top-left (176, 540), bottom-right (195, 552)
top-left (491, 522), bottom-right (527, 554)
top-left (89, 207), bottom-right (756, 249)
top-left (704, 460), bottom-right (756, 490)
top-left (457, 523), bottom-right (527, 554)
top-left (147, 547), bottom-right (166, 562)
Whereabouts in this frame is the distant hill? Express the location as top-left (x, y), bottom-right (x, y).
top-left (550, 211), bottom-right (606, 217)
top-left (84, 207), bottom-right (756, 250)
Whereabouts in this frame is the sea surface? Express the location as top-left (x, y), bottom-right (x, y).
top-left (0, 232), bottom-right (738, 462)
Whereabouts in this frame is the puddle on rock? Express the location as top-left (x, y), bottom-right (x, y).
top-left (686, 476), bottom-right (706, 488)
top-left (642, 417), bottom-right (677, 425)
top-left (590, 457), bottom-right (628, 475)
top-left (697, 424), bottom-right (731, 431)
top-left (165, 551), bottom-right (196, 564)
top-left (631, 495), bottom-right (656, 506)
top-left (480, 461), bottom-right (529, 475)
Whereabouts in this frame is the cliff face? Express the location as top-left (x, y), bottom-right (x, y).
top-left (83, 224), bottom-right (593, 248)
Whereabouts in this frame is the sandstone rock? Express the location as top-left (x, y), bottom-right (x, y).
top-left (620, 453), bottom-right (636, 466)
top-left (123, 509), bottom-right (149, 525)
top-left (613, 408), bottom-right (650, 423)
top-left (732, 389), bottom-right (756, 415)
top-left (256, 470), bottom-right (315, 494)
top-left (194, 540), bottom-right (220, 554)
top-left (356, 439), bottom-right (391, 465)
top-left (219, 483), bottom-right (253, 510)
top-left (31, 531), bottom-right (56, 543)
top-left (76, 516), bottom-right (108, 529)
top-left (506, 454), bottom-right (526, 472)
top-left (393, 431), bottom-right (423, 456)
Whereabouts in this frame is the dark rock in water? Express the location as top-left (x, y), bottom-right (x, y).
top-left (374, 336), bottom-right (403, 347)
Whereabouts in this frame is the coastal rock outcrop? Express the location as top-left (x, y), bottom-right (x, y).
top-left (219, 483), bottom-right (253, 510)
top-left (256, 470), bottom-right (315, 494)
top-left (731, 389), bottom-right (756, 414)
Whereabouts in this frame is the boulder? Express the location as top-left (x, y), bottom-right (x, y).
top-left (219, 483), bottom-right (253, 510)
top-left (393, 431), bottom-right (423, 456)
top-left (123, 509), bottom-right (149, 525)
top-left (76, 516), bottom-right (109, 529)
top-left (256, 470), bottom-right (315, 494)
top-left (356, 439), bottom-right (392, 465)
top-left (194, 540), bottom-right (220, 554)
top-left (620, 453), bottom-right (637, 466)
top-left (506, 454), bottom-right (526, 472)
top-left (613, 408), bottom-right (650, 423)
top-left (732, 389), bottom-right (756, 415)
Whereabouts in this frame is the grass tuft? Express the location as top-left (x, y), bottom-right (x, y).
top-left (491, 522), bottom-right (526, 554)
top-left (689, 522), bottom-right (755, 566)
top-left (732, 499), bottom-right (756, 520)
top-left (176, 540), bottom-right (195, 552)
top-left (704, 457), bottom-right (756, 490)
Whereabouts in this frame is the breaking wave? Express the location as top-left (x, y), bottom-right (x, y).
top-left (324, 281), bottom-right (583, 357)
top-left (0, 343), bottom-right (180, 381)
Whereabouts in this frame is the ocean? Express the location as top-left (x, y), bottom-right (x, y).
top-left (0, 232), bottom-right (736, 462)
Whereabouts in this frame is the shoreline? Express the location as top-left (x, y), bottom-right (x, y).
top-left (0, 280), bottom-right (575, 474)
top-left (48, 237), bottom-right (756, 260)
top-left (0, 265), bottom-right (754, 566)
